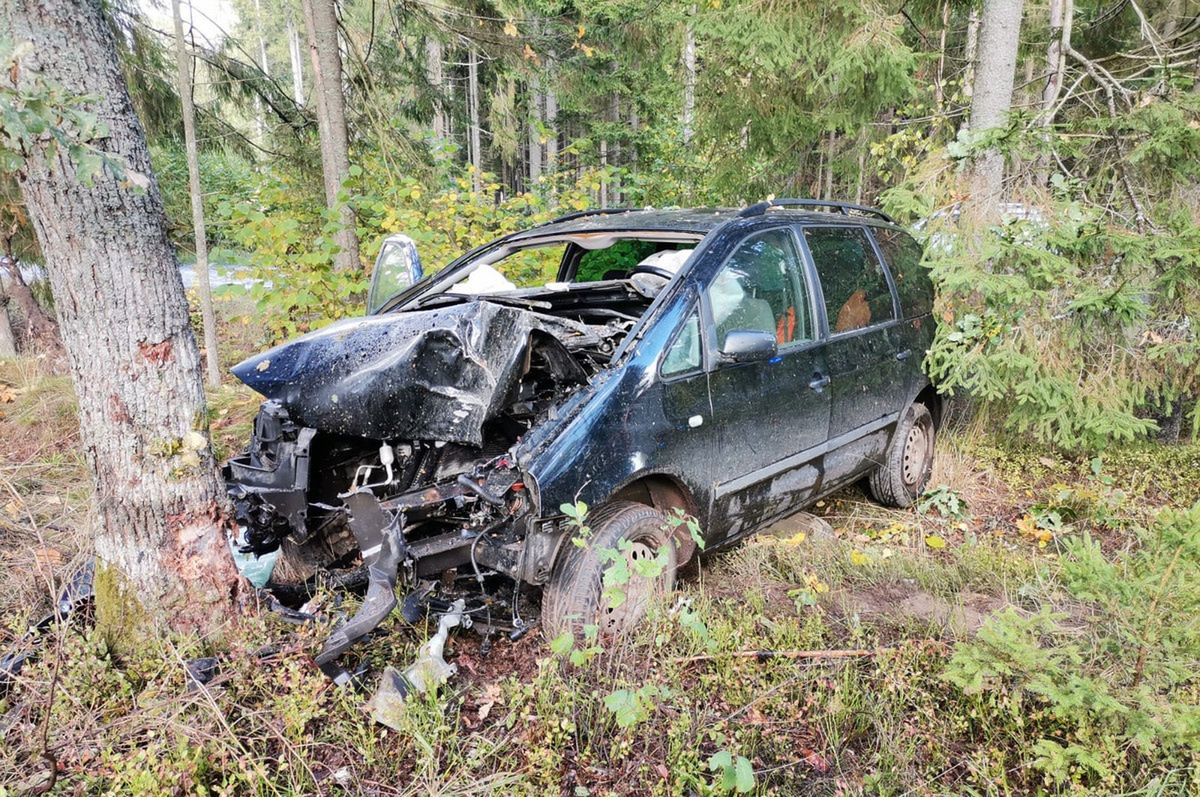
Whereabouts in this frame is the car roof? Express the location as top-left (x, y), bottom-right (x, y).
top-left (507, 206), bottom-right (901, 242)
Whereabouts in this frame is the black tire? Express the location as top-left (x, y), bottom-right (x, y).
top-left (869, 402), bottom-right (935, 508)
top-left (541, 501), bottom-right (677, 640)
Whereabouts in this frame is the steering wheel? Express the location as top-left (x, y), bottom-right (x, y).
top-left (629, 264), bottom-right (676, 280)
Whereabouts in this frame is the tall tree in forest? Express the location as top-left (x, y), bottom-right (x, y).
top-left (300, 0), bottom-right (359, 271)
top-left (3, 0), bottom-right (241, 635)
top-left (287, 16), bottom-right (305, 106)
top-left (172, 0), bottom-right (221, 387)
top-left (966, 0), bottom-right (1025, 213)
top-left (682, 7), bottom-right (696, 146)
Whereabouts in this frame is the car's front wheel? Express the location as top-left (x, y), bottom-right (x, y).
top-left (868, 402), bottom-right (935, 508)
top-left (541, 501), bottom-right (678, 640)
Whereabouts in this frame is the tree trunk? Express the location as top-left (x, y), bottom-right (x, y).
top-left (252, 0), bottom-right (270, 142)
top-left (682, 7), bottom-right (697, 146)
top-left (173, 0), bottom-right (221, 388)
top-left (1041, 0), bottom-right (1073, 120)
top-left (966, 0), bottom-right (1026, 215)
top-left (528, 73), bottom-right (542, 187)
top-left (824, 130), bottom-right (836, 200)
top-left (963, 7), bottom-right (980, 99)
top-left (0, 292), bottom-right (16, 358)
top-left (0, 258), bottom-right (59, 350)
top-left (545, 70), bottom-right (558, 172)
top-left (288, 16), bottom-right (305, 106)
top-left (425, 35), bottom-right (446, 140)
top-left (468, 46), bottom-right (482, 193)
top-left (935, 0), bottom-right (949, 112)
top-left (301, 0), bottom-right (359, 272)
top-left (6, 0), bottom-right (241, 638)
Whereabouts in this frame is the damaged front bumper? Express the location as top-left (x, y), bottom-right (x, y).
top-left (222, 402), bottom-right (547, 684)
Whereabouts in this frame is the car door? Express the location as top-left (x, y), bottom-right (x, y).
top-left (702, 227), bottom-right (831, 542)
top-left (798, 224), bottom-right (906, 486)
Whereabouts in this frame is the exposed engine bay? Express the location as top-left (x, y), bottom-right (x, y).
top-left (224, 281), bottom-right (653, 682)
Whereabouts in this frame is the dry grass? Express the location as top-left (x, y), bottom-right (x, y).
top-left (0, 358), bottom-right (91, 626)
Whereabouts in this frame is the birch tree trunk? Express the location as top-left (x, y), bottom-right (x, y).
top-left (468, 46), bottom-right (482, 193)
top-left (528, 74), bottom-right (542, 187)
top-left (682, 7), bottom-right (696, 146)
top-left (425, 35), bottom-right (446, 140)
top-left (5, 0), bottom-right (241, 637)
top-left (1041, 0), bottom-right (1073, 119)
top-left (545, 69), bottom-right (558, 172)
top-left (966, 0), bottom-right (1026, 214)
top-left (301, 0), bottom-right (360, 272)
top-left (172, 0), bottom-right (221, 387)
top-left (288, 16), bottom-right (305, 105)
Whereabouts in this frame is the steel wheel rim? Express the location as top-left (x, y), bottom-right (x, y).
top-left (600, 539), bottom-right (658, 632)
top-left (902, 421), bottom-right (930, 487)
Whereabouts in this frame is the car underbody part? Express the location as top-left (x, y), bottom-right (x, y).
top-left (370, 599), bottom-right (470, 730)
top-left (223, 297), bottom-right (638, 680)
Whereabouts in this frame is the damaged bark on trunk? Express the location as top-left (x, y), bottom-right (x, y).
top-left (5, 0), bottom-right (241, 640)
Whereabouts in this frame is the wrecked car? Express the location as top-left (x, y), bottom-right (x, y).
top-left (224, 199), bottom-right (940, 681)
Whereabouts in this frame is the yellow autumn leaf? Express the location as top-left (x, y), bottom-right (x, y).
top-left (924, 535), bottom-right (947, 550)
top-left (576, 24), bottom-right (586, 38)
top-left (850, 549), bottom-right (868, 566)
top-left (503, 20), bottom-right (518, 36)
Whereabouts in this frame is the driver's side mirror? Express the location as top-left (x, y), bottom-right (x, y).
top-left (720, 329), bottom-right (777, 363)
top-left (367, 234), bottom-right (425, 314)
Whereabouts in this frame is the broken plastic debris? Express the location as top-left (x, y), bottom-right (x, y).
top-left (228, 527), bottom-right (278, 589)
top-left (370, 599), bottom-right (469, 730)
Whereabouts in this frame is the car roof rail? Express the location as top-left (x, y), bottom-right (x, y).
top-left (738, 198), bottom-right (894, 224)
top-left (538, 207), bottom-right (637, 227)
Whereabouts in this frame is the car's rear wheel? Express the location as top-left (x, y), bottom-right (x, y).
top-left (541, 501), bottom-right (677, 640)
top-left (868, 402), bottom-right (935, 508)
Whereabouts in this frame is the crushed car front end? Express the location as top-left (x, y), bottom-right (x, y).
top-left (223, 296), bottom-right (631, 680)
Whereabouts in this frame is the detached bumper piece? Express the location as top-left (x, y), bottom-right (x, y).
top-left (314, 491), bottom-right (407, 686)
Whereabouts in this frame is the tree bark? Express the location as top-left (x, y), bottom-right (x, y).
top-left (5, 0), bottom-right (241, 636)
top-left (300, 0), bottom-right (359, 271)
top-left (172, 0), bottom-right (221, 388)
top-left (966, 0), bottom-right (1026, 215)
top-left (288, 16), bottom-right (305, 106)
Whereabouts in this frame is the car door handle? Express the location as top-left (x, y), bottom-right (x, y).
top-left (808, 374), bottom-right (830, 392)
top-left (895, 349), bottom-right (912, 361)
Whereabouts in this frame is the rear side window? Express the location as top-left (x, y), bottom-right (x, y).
top-left (872, 228), bottom-right (932, 318)
top-left (706, 229), bottom-right (812, 351)
top-left (802, 226), bottom-right (896, 334)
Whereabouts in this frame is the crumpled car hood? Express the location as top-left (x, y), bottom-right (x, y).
top-left (232, 301), bottom-right (591, 445)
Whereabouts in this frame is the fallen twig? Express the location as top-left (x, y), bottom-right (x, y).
top-left (673, 648), bottom-right (891, 665)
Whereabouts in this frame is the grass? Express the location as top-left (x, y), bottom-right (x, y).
top-left (1, 353), bottom-right (1199, 795)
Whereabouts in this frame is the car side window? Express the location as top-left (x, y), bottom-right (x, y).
top-left (661, 309), bottom-right (701, 377)
top-left (872, 228), bottom-right (932, 318)
top-left (705, 229), bottom-right (811, 351)
top-left (803, 226), bottom-right (896, 334)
